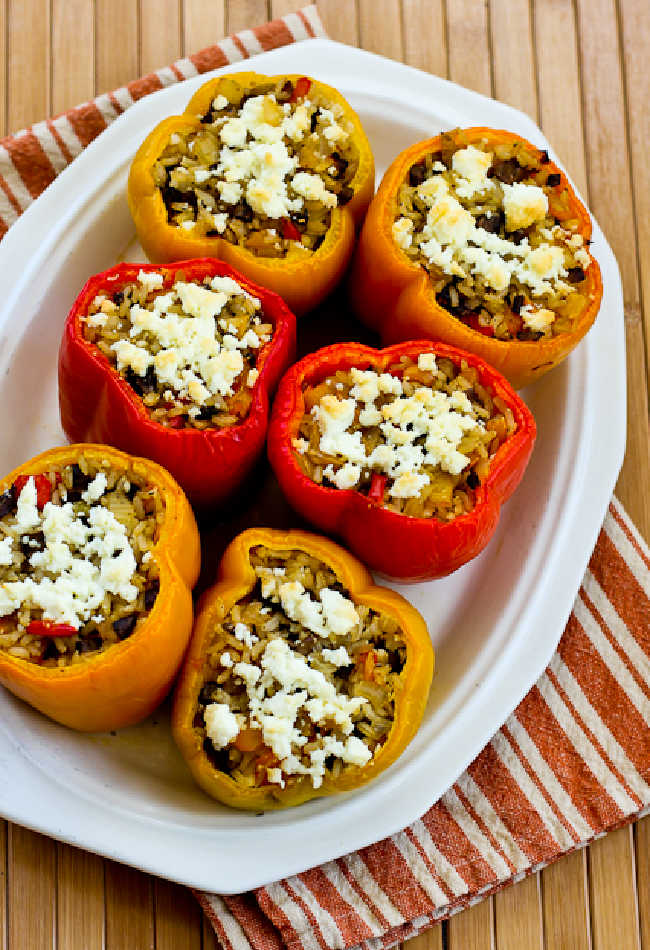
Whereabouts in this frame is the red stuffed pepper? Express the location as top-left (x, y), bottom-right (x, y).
top-left (268, 341), bottom-right (536, 580)
top-left (59, 259), bottom-right (296, 508)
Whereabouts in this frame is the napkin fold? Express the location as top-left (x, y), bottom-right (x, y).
top-left (1, 8), bottom-right (647, 950)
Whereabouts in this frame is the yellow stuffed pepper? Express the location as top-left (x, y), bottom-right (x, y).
top-left (349, 127), bottom-right (602, 389)
top-left (128, 72), bottom-right (375, 316)
top-left (172, 527), bottom-right (434, 810)
top-left (0, 444), bottom-right (200, 731)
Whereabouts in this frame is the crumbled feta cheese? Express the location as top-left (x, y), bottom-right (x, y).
top-left (220, 652), bottom-right (234, 668)
top-left (323, 462), bottom-right (361, 490)
top-left (452, 145), bottom-right (493, 199)
top-left (81, 473), bottom-right (107, 504)
top-left (291, 171), bottom-right (337, 209)
top-left (292, 437), bottom-right (309, 454)
top-left (0, 536), bottom-right (13, 566)
top-left (392, 217), bottom-right (414, 249)
top-left (212, 94), bottom-right (229, 111)
top-left (417, 352), bottom-right (437, 372)
top-left (234, 622), bottom-right (258, 648)
top-left (137, 270), bottom-right (164, 293)
top-left (204, 703), bottom-right (240, 749)
top-left (502, 182), bottom-right (549, 232)
top-left (321, 646), bottom-right (351, 667)
top-left (520, 304), bottom-right (556, 333)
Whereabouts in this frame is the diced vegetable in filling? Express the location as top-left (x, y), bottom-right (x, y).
top-left (295, 352), bottom-right (516, 520)
top-left (0, 459), bottom-right (162, 666)
top-left (153, 76), bottom-right (358, 257)
top-left (198, 546), bottom-right (406, 791)
top-left (83, 269), bottom-right (272, 429)
top-left (392, 129), bottom-right (593, 340)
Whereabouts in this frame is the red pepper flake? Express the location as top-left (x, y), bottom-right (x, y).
top-left (27, 620), bottom-right (77, 638)
top-left (462, 313), bottom-right (494, 338)
top-left (280, 218), bottom-right (301, 242)
top-left (13, 474), bottom-right (52, 509)
top-left (289, 77), bottom-right (312, 102)
top-left (367, 473), bottom-right (387, 506)
top-left (167, 415), bottom-right (185, 429)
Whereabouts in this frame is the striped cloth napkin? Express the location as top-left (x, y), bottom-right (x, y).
top-left (1, 7), bottom-right (648, 950)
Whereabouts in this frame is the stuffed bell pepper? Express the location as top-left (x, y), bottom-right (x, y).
top-left (268, 341), bottom-right (536, 581)
top-left (172, 527), bottom-right (433, 810)
top-left (349, 127), bottom-right (603, 389)
top-left (59, 259), bottom-right (295, 508)
top-left (128, 72), bottom-right (375, 316)
top-left (0, 444), bottom-right (200, 731)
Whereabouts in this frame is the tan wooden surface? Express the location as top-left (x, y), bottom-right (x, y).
top-left (0, 0), bottom-right (648, 947)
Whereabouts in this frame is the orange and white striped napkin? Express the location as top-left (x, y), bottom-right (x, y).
top-left (0, 8), bottom-right (648, 950)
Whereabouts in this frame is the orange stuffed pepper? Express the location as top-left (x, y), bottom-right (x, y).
top-left (172, 527), bottom-right (433, 810)
top-left (349, 127), bottom-right (602, 390)
top-left (128, 72), bottom-right (375, 316)
top-left (0, 444), bottom-right (200, 731)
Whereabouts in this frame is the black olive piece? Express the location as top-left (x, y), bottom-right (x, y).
top-left (476, 212), bottom-right (502, 234)
top-left (510, 229), bottom-right (528, 245)
top-left (276, 79), bottom-right (294, 103)
top-left (200, 111), bottom-right (214, 124)
top-left (126, 482), bottom-right (139, 501)
top-left (312, 235), bottom-right (325, 251)
top-left (389, 652), bottom-right (405, 674)
top-left (20, 531), bottom-right (45, 559)
top-left (466, 470), bottom-right (480, 489)
top-left (337, 186), bottom-right (354, 205)
top-left (144, 578), bottom-right (160, 611)
top-left (328, 152), bottom-right (348, 180)
top-left (0, 488), bottom-right (17, 519)
top-left (192, 711), bottom-right (204, 728)
top-left (511, 294), bottom-right (525, 315)
top-left (408, 161), bottom-right (428, 187)
top-left (490, 159), bottom-right (528, 185)
top-left (202, 737), bottom-right (231, 773)
top-left (540, 150), bottom-right (550, 164)
top-left (71, 463), bottom-right (90, 492)
top-left (233, 201), bottom-right (254, 223)
top-left (41, 640), bottom-right (59, 661)
top-left (546, 173), bottom-right (561, 187)
top-left (205, 229), bottom-right (221, 237)
top-left (567, 266), bottom-right (586, 284)
top-left (112, 291), bottom-right (124, 306)
top-left (324, 755), bottom-right (336, 771)
top-left (195, 404), bottom-right (215, 421)
top-left (161, 185), bottom-right (198, 212)
top-left (125, 365), bottom-right (157, 397)
top-left (113, 614), bottom-right (138, 640)
top-left (199, 680), bottom-right (220, 706)
top-left (77, 635), bottom-right (103, 654)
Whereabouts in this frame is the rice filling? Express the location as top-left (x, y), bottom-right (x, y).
top-left (83, 269), bottom-right (272, 429)
top-left (197, 546), bottom-right (406, 791)
top-left (0, 458), bottom-right (162, 667)
top-left (392, 131), bottom-right (592, 340)
top-left (153, 77), bottom-right (359, 257)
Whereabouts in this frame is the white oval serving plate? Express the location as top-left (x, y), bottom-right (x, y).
top-left (0, 38), bottom-right (625, 893)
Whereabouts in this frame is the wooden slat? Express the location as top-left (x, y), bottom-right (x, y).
top-left (8, 826), bottom-right (56, 950)
top-left (6, 0), bottom-right (49, 129)
top-left (140, 0), bottom-right (182, 74)
top-left (358, 0), bottom-right (403, 61)
top-left (489, 0), bottom-right (538, 119)
top-left (401, 0), bottom-right (447, 78)
top-left (105, 861), bottom-right (154, 950)
top-left (494, 874), bottom-right (543, 950)
top-left (226, 0), bottom-right (269, 36)
top-left (154, 878), bottom-right (202, 950)
top-left (404, 924), bottom-right (444, 950)
top-left (52, 0), bottom-right (94, 114)
top-left (57, 844), bottom-right (104, 950)
top-left (0, 0), bottom-right (7, 137)
top-left (317, 0), bottom-right (359, 45)
top-left (447, 898), bottom-right (493, 949)
top-left (203, 912), bottom-right (222, 950)
top-left (635, 817), bottom-right (650, 950)
top-left (446, 0), bottom-right (491, 97)
top-left (94, 0), bottom-right (139, 93)
top-left (532, 0), bottom-right (587, 193)
top-left (588, 827), bottom-right (641, 950)
top-left (618, 0), bottom-right (650, 396)
top-left (574, 0), bottom-right (650, 540)
top-left (183, 0), bottom-right (225, 56)
top-left (541, 849), bottom-right (590, 950)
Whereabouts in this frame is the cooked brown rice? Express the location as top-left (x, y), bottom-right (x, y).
top-left (197, 546), bottom-right (406, 792)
